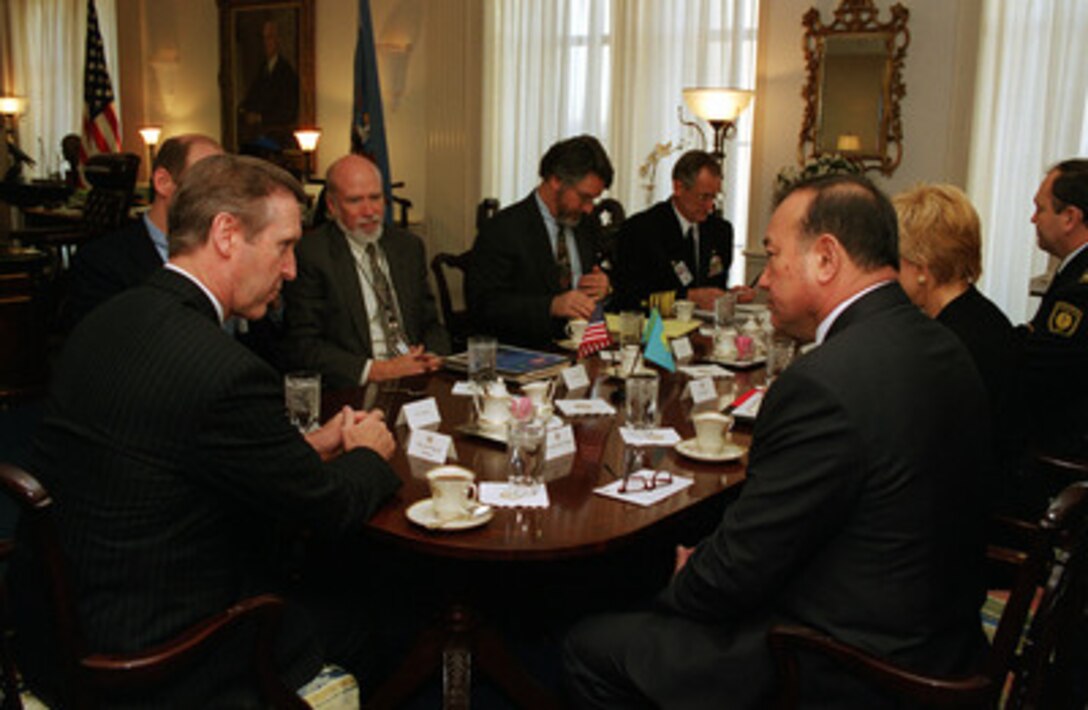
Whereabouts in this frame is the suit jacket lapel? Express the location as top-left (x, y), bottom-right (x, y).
top-left (329, 226), bottom-right (373, 355)
top-left (521, 194), bottom-right (561, 292)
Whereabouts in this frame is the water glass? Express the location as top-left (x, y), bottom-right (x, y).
top-left (714, 293), bottom-right (737, 329)
top-left (284, 372), bottom-right (321, 433)
top-left (624, 371), bottom-right (659, 429)
top-left (618, 311), bottom-right (643, 347)
top-left (766, 335), bottom-right (796, 382)
top-left (467, 335), bottom-right (498, 387)
top-left (506, 418), bottom-right (546, 497)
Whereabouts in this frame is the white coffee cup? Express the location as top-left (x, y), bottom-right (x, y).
top-left (692, 412), bottom-right (734, 454)
top-left (674, 299), bottom-right (695, 322)
top-left (426, 465), bottom-right (478, 522)
top-left (566, 319), bottom-right (589, 343)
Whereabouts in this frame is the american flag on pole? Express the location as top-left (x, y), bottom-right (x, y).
top-left (578, 300), bottom-right (613, 359)
top-left (79, 0), bottom-right (120, 163)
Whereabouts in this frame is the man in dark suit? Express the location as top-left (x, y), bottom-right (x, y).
top-left (11, 155), bottom-right (401, 705)
top-left (564, 175), bottom-right (991, 709)
top-left (1019, 159), bottom-right (1088, 461)
top-left (64, 133), bottom-right (222, 329)
top-left (282, 154), bottom-right (449, 388)
top-left (466, 134), bottom-right (613, 348)
top-left (613, 149), bottom-right (737, 311)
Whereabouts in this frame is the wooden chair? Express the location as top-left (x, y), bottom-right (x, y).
top-left (430, 250), bottom-right (471, 353)
top-left (768, 481), bottom-right (1088, 709)
top-left (0, 462), bottom-right (309, 709)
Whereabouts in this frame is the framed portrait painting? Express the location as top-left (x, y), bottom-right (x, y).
top-left (218, 0), bottom-right (315, 154)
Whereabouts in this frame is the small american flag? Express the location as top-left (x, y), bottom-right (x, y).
top-left (578, 301), bottom-right (613, 359)
top-left (79, 0), bottom-right (120, 163)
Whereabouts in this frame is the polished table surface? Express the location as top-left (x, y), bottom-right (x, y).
top-left (326, 341), bottom-right (766, 708)
top-left (326, 350), bottom-right (763, 562)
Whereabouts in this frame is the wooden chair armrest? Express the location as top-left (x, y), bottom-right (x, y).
top-left (80, 593), bottom-right (306, 707)
top-left (768, 624), bottom-right (995, 708)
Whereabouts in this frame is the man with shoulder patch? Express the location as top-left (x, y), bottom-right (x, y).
top-left (1020, 159), bottom-right (1088, 460)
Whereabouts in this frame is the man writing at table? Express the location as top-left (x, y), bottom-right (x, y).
top-left (565, 174), bottom-right (991, 708)
top-left (467, 134), bottom-right (612, 348)
top-left (283, 153), bottom-right (449, 387)
top-left (11, 155), bottom-right (401, 705)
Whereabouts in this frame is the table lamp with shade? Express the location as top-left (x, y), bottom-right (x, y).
top-left (1, 96), bottom-right (31, 181)
top-left (681, 88), bottom-right (754, 165)
top-left (137, 126), bottom-right (162, 199)
top-left (293, 127), bottom-right (322, 184)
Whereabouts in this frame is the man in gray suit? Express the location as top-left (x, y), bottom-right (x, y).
top-left (283, 154), bottom-right (449, 387)
top-left (564, 174), bottom-right (990, 708)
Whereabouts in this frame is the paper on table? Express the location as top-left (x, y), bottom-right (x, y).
top-left (679, 364), bottom-right (734, 379)
top-left (555, 399), bottom-right (617, 417)
top-left (731, 387), bottom-right (765, 420)
top-left (593, 472), bottom-right (695, 507)
top-left (451, 381), bottom-right (480, 396)
top-left (604, 314), bottom-right (701, 339)
top-left (619, 427), bottom-right (681, 446)
top-left (479, 481), bottom-right (550, 508)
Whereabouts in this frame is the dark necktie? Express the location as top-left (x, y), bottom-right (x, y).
top-left (684, 227), bottom-right (698, 286)
top-left (365, 242), bottom-right (404, 357)
top-left (556, 226), bottom-right (572, 291)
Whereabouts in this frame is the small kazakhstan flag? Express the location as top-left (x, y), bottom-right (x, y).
top-left (642, 308), bottom-right (675, 372)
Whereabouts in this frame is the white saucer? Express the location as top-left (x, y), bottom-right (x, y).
top-left (605, 365), bottom-right (655, 379)
top-left (703, 354), bottom-right (767, 369)
top-left (674, 438), bottom-right (747, 462)
top-left (406, 499), bottom-right (494, 531)
top-left (556, 338), bottom-right (580, 351)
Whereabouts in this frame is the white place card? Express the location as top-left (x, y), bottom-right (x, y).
top-left (546, 424), bottom-right (576, 460)
top-left (451, 381), bottom-right (480, 397)
top-left (597, 350), bottom-right (620, 363)
top-left (561, 364), bottom-right (590, 391)
top-left (396, 397), bottom-right (442, 430)
top-left (555, 399), bottom-right (616, 417)
top-left (687, 377), bottom-right (718, 405)
top-left (619, 427), bottom-right (682, 446)
top-left (671, 336), bottom-right (693, 361)
top-left (593, 471), bottom-right (694, 507)
top-left (479, 481), bottom-right (550, 508)
top-left (678, 364), bottom-right (733, 379)
top-left (406, 429), bottom-right (455, 464)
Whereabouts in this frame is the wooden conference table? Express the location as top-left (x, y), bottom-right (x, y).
top-left (323, 343), bottom-right (766, 709)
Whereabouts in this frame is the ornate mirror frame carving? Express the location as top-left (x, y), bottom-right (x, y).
top-left (799, 0), bottom-right (910, 176)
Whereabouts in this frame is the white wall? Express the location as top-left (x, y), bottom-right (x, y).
top-left (748, 0), bottom-right (982, 275)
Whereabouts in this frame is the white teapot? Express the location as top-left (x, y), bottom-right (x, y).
top-left (473, 380), bottom-right (511, 430)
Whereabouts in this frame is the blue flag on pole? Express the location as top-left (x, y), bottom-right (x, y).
top-left (642, 308), bottom-right (675, 372)
top-left (352, 0), bottom-right (393, 222)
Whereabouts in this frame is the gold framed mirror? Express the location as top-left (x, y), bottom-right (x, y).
top-left (799, 0), bottom-right (910, 175)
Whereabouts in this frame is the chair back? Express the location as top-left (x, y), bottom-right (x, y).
top-left (81, 153), bottom-right (140, 235)
top-left (0, 462), bottom-right (307, 709)
top-left (476, 198), bottom-right (500, 233)
top-left (591, 198), bottom-right (625, 270)
top-left (430, 251), bottom-right (472, 353)
top-left (1006, 481), bottom-right (1088, 708)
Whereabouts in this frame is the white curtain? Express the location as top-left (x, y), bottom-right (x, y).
top-left (968, 0), bottom-right (1088, 323)
top-left (4, 0), bottom-right (120, 179)
top-left (482, 0), bottom-right (759, 285)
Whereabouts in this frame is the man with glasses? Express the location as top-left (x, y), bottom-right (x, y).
top-left (565, 174), bottom-right (991, 708)
top-left (466, 134), bottom-right (613, 348)
top-left (613, 150), bottom-right (737, 311)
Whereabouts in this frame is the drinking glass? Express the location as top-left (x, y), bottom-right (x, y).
top-left (624, 371), bottom-right (659, 429)
top-left (467, 336), bottom-right (498, 388)
top-left (714, 293), bottom-right (737, 330)
top-left (766, 335), bottom-right (796, 382)
top-left (618, 311), bottom-right (643, 347)
top-left (506, 418), bottom-right (546, 497)
top-left (284, 372), bottom-right (321, 433)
